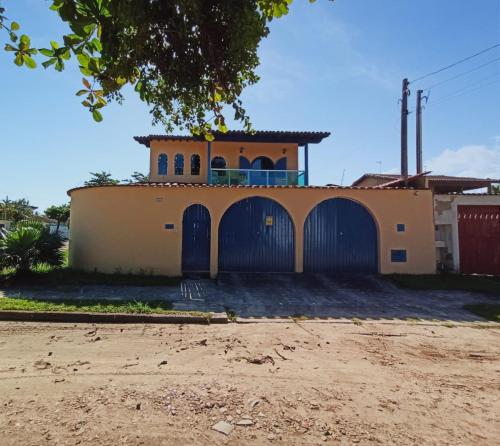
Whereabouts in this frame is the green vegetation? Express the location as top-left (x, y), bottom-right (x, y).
top-left (0, 0), bottom-right (311, 135)
top-left (44, 203), bottom-right (70, 232)
top-left (0, 221), bottom-right (65, 273)
top-left (0, 297), bottom-right (205, 316)
top-left (0, 197), bottom-right (37, 222)
top-left (0, 263), bottom-right (180, 287)
top-left (387, 274), bottom-right (500, 296)
top-left (463, 304), bottom-right (500, 322)
top-left (84, 171), bottom-right (120, 187)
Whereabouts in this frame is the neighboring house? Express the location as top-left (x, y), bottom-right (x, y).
top-left (352, 173), bottom-right (500, 275)
top-left (68, 130), bottom-right (436, 277)
top-left (0, 219), bottom-right (11, 231)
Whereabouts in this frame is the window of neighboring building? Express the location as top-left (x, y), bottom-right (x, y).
top-left (174, 153), bottom-right (184, 175)
top-left (158, 153), bottom-right (168, 175)
top-left (191, 154), bottom-right (200, 175)
top-left (397, 223), bottom-right (405, 232)
top-left (391, 249), bottom-right (407, 263)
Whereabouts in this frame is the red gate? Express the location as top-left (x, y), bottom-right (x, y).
top-left (458, 205), bottom-right (500, 275)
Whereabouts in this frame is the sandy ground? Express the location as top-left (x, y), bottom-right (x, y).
top-left (0, 321), bottom-right (499, 445)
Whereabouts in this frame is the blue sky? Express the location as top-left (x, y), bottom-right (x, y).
top-left (1, 0), bottom-right (499, 211)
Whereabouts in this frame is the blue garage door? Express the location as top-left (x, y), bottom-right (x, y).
top-left (182, 204), bottom-right (211, 272)
top-left (219, 197), bottom-right (294, 272)
top-left (304, 198), bottom-right (378, 273)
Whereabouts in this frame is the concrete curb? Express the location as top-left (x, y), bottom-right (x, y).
top-left (0, 310), bottom-right (228, 325)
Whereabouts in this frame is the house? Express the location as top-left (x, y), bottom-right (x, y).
top-left (67, 130), bottom-right (436, 278)
top-left (353, 172), bottom-right (500, 275)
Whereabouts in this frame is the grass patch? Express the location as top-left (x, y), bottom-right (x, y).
top-left (463, 303), bottom-right (500, 322)
top-left (0, 297), bottom-right (207, 316)
top-left (387, 274), bottom-right (500, 296)
top-left (0, 265), bottom-right (181, 288)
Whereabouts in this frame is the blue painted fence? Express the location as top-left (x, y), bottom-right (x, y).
top-left (304, 198), bottom-right (378, 273)
top-left (218, 197), bottom-right (294, 272)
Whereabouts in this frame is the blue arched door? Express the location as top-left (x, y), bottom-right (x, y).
top-left (219, 197), bottom-right (294, 272)
top-left (304, 198), bottom-right (378, 273)
top-left (182, 204), bottom-right (211, 272)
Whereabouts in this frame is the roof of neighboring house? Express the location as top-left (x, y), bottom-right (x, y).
top-left (352, 173), bottom-right (499, 191)
top-left (134, 130), bottom-right (331, 147)
top-left (67, 182), bottom-right (415, 195)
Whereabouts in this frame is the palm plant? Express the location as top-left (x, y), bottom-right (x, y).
top-left (0, 221), bottom-right (65, 274)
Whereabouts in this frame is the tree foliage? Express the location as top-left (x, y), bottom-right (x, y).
top-left (125, 172), bottom-right (149, 183)
top-left (0, 197), bottom-right (37, 222)
top-left (84, 171), bottom-right (120, 186)
top-left (0, 0), bottom-right (317, 137)
top-left (45, 204), bottom-right (70, 232)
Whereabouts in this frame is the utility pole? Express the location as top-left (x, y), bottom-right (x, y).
top-left (416, 89), bottom-right (426, 174)
top-left (400, 78), bottom-right (410, 178)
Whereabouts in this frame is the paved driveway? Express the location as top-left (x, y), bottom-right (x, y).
top-left (2, 274), bottom-right (498, 321)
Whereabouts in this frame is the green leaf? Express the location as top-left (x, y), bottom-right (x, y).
top-left (134, 81), bottom-right (143, 93)
top-left (60, 49), bottom-right (71, 60)
top-left (19, 34), bottom-right (30, 50)
top-left (92, 109), bottom-right (103, 122)
top-left (81, 100), bottom-right (91, 107)
top-left (50, 40), bottom-right (59, 50)
top-left (79, 66), bottom-right (92, 76)
top-left (4, 43), bottom-right (16, 52)
top-left (217, 122), bottom-right (228, 133)
top-left (23, 55), bottom-right (37, 69)
top-left (55, 60), bottom-right (64, 71)
top-left (63, 34), bottom-right (83, 46)
top-left (204, 132), bottom-right (215, 142)
top-left (42, 58), bottom-right (57, 68)
top-left (10, 21), bottom-right (20, 31)
top-left (39, 48), bottom-right (54, 57)
top-left (9, 32), bottom-right (18, 43)
top-left (77, 53), bottom-right (90, 67)
top-left (90, 38), bottom-right (102, 52)
top-left (76, 89), bottom-right (88, 96)
top-left (14, 53), bottom-right (23, 66)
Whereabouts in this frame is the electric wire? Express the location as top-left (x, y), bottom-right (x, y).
top-left (426, 75), bottom-right (500, 108)
top-left (410, 42), bottom-right (500, 83)
top-left (422, 55), bottom-right (500, 90)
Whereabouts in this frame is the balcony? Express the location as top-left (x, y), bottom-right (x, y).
top-left (210, 169), bottom-right (305, 186)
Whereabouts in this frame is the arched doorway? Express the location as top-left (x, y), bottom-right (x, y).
top-left (182, 204), bottom-right (211, 273)
top-left (304, 198), bottom-right (378, 273)
top-left (218, 197), bottom-right (294, 272)
top-left (250, 156), bottom-right (274, 185)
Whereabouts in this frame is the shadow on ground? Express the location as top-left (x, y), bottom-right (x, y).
top-left (1, 273), bottom-right (498, 321)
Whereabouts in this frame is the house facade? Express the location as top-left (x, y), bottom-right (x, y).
top-left (353, 172), bottom-right (500, 275)
top-left (68, 131), bottom-right (436, 278)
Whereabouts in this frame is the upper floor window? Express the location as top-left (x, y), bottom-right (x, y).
top-left (251, 156), bottom-right (274, 170)
top-left (211, 156), bottom-right (226, 169)
top-left (158, 153), bottom-right (168, 176)
top-left (191, 154), bottom-right (200, 175)
top-left (175, 154), bottom-right (184, 175)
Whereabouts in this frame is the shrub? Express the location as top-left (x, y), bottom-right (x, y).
top-left (0, 221), bottom-right (65, 274)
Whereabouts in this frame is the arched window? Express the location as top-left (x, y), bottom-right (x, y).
top-left (158, 153), bottom-right (168, 176)
top-left (211, 156), bottom-right (226, 169)
top-left (191, 154), bottom-right (200, 175)
top-left (174, 153), bottom-right (184, 175)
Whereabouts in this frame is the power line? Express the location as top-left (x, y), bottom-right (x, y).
top-left (410, 42), bottom-right (500, 83)
top-left (423, 55), bottom-right (500, 90)
top-left (427, 75), bottom-right (500, 107)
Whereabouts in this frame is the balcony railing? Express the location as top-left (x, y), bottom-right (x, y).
top-left (210, 168), bottom-right (305, 186)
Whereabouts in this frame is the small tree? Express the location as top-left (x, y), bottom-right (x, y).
top-left (84, 171), bottom-right (119, 187)
top-left (124, 171), bottom-right (149, 183)
top-left (44, 203), bottom-right (70, 233)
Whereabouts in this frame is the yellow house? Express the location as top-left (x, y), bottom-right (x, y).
top-left (68, 131), bottom-right (436, 277)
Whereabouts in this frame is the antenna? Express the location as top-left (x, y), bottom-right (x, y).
top-left (376, 161), bottom-right (382, 174)
top-left (340, 168), bottom-right (346, 186)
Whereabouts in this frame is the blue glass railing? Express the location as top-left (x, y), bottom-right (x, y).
top-left (210, 169), bottom-right (305, 186)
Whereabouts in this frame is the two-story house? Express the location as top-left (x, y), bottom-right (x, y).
top-left (68, 130), bottom-right (436, 278)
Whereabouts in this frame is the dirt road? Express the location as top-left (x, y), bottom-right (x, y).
top-left (0, 320), bottom-right (499, 445)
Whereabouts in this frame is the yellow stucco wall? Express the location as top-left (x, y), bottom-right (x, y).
top-left (68, 186), bottom-right (436, 277)
top-left (148, 140), bottom-right (299, 183)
